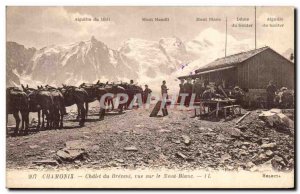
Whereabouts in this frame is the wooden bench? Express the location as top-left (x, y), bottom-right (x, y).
top-left (193, 101), bottom-right (217, 118)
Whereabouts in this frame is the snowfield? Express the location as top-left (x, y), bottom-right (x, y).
top-left (7, 28), bottom-right (293, 92)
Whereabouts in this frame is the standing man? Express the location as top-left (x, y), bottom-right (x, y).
top-left (143, 84), bottom-right (152, 104)
top-left (161, 80), bottom-right (169, 116)
top-left (161, 80), bottom-right (169, 98)
top-left (127, 80), bottom-right (135, 108)
top-left (204, 78), bottom-right (209, 89)
top-left (193, 78), bottom-right (204, 102)
top-left (266, 80), bottom-right (277, 109)
top-left (183, 78), bottom-right (193, 106)
top-left (177, 79), bottom-right (185, 103)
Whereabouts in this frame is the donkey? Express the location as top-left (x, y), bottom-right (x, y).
top-left (22, 85), bottom-right (54, 130)
top-left (95, 81), bottom-right (127, 113)
top-left (6, 87), bottom-right (29, 135)
top-left (61, 85), bottom-right (88, 126)
top-left (79, 83), bottom-right (108, 120)
top-left (44, 85), bottom-right (66, 128)
top-left (118, 82), bottom-right (143, 109)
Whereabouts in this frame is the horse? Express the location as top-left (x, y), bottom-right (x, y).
top-left (22, 85), bottom-right (55, 130)
top-left (60, 85), bottom-right (88, 126)
top-left (6, 87), bottom-right (29, 135)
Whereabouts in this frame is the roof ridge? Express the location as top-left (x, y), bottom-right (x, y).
top-left (215, 46), bottom-right (269, 61)
top-left (194, 46), bottom-right (271, 73)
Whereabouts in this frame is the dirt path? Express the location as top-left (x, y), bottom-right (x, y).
top-left (6, 105), bottom-right (294, 172)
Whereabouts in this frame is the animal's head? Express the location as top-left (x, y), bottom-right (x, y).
top-left (21, 84), bottom-right (36, 94)
top-left (45, 85), bottom-right (57, 90)
top-left (79, 83), bottom-right (86, 88)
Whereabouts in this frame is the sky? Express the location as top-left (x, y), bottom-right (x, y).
top-left (6, 6), bottom-right (294, 53)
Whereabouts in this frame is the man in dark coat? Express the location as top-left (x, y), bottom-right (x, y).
top-left (204, 78), bottom-right (209, 89)
top-left (202, 87), bottom-right (217, 100)
top-left (183, 78), bottom-right (193, 106)
top-left (177, 79), bottom-right (185, 103)
top-left (266, 80), bottom-right (277, 109)
top-left (143, 84), bottom-right (152, 104)
top-left (202, 86), bottom-right (218, 112)
top-left (231, 86), bottom-right (244, 105)
top-left (161, 80), bottom-right (169, 116)
top-left (126, 80), bottom-right (135, 108)
top-left (193, 78), bottom-right (204, 102)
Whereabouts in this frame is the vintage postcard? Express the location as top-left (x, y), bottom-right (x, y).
top-left (6, 6), bottom-right (295, 188)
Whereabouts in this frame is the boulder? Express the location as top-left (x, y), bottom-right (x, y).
top-left (265, 150), bottom-right (274, 157)
top-left (259, 110), bottom-right (294, 132)
top-left (269, 108), bottom-right (282, 114)
top-left (246, 161), bottom-right (255, 168)
top-left (57, 149), bottom-right (87, 162)
top-left (221, 153), bottom-right (231, 162)
top-left (29, 145), bottom-right (40, 149)
top-left (239, 150), bottom-right (248, 156)
top-left (181, 135), bottom-right (191, 145)
top-left (271, 155), bottom-right (286, 170)
top-left (224, 128), bottom-right (242, 138)
top-left (32, 160), bottom-right (59, 166)
top-left (124, 146), bottom-right (138, 151)
top-left (115, 159), bottom-right (124, 163)
top-left (172, 139), bottom-right (181, 144)
top-left (253, 153), bottom-right (271, 165)
top-left (260, 143), bottom-right (277, 149)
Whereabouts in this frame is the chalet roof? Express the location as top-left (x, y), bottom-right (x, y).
top-left (195, 46), bottom-right (269, 73)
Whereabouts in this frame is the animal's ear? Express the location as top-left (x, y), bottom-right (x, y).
top-left (97, 80), bottom-right (100, 84)
top-left (26, 84), bottom-right (29, 88)
top-left (21, 84), bottom-right (25, 90)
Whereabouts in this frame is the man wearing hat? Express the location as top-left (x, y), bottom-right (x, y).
top-left (266, 80), bottom-right (277, 109)
top-left (161, 80), bottom-right (169, 116)
top-left (232, 86), bottom-right (244, 105)
top-left (177, 79), bottom-right (185, 103)
top-left (143, 84), bottom-right (152, 104)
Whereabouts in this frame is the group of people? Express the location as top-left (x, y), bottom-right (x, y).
top-left (177, 77), bottom-right (228, 106)
top-left (175, 78), bottom-right (293, 109)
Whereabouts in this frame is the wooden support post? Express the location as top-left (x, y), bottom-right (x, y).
top-left (236, 111), bottom-right (250, 124)
top-left (216, 102), bottom-right (220, 118)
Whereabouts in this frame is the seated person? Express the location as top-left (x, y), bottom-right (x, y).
top-left (201, 87), bottom-right (218, 112)
top-left (231, 86), bottom-right (244, 104)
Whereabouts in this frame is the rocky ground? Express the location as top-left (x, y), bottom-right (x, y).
top-left (6, 103), bottom-right (294, 172)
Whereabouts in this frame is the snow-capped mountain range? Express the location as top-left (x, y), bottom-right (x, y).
top-left (7, 28), bottom-right (293, 92)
